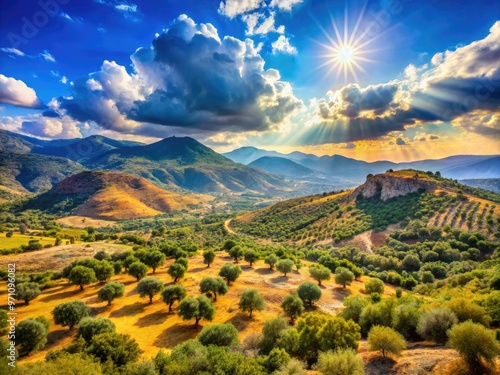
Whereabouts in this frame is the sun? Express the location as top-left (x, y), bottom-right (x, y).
top-left (315, 8), bottom-right (379, 82)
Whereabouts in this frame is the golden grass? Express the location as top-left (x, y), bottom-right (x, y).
top-left (57, 216), bottom-right (117, 229)
top-left (0, 233), bottom-right (58, 249)
top-left (0, 243), bottom-right (132, 273)
top-left (0, 253), bottom-right (395, 364)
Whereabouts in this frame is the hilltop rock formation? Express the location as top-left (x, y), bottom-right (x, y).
top-left (351, 172), bottom-right (436, 201)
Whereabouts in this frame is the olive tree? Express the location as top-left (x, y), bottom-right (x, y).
top-left (52, 301), bottom-right (90, 330)
top-left (281, 294), bottom-right (304, 324)
top-left (128, 261), bottom-right (148, 281)
top-left (368, 325), bottom-right (406, 358)
top-left (162, 284), bottom-right (186, 312)
top-left (77, 317), bottom-right (116, 342)
top-left (199, 277), bottom-right (228, 301)
top-left (335, 267), bottom-right (354, 288)
top-left (417, 308), bottom-right (458, 344)
top-left (167, 263), bottom-right (186, 283)
top-left (365, 278), bottom-right (384, 295)
top-left (69, 266), bottom-right (97, 291)
top-left (16, 282), bottom-right (41, 305)
top-left (239, 289), bottom-right (265, 318)
top-left (16, 318), bottom-right (48, 355)
top-left (197, 323), bottom-right (239, 347)
top-left (94, 261), bottom-right (114, 283)
top-left (276, 259), bottom-right (294, 277)
top-left (97, 281), bottom-right (125, 306)
top-left (309, 266), bottom-right (331, 286)
top-left (143, 250), bottom-right (166, 274)
top-left (297, 282), bottom-right (322, 306)
top-left (244, 250), bottom-right (259, 266)
top-left (447, 321), bottom-right (500, 372)
top-left (203, 250), bottom-right (216, 268)
top-left (265, 254), bottom-right (279, 270)
top-left (137, 277), bottom-right (164, 304)
top-left (178, 295), bottom-right (216, 328)
top-left (219, 263), bottom-right (242, 286)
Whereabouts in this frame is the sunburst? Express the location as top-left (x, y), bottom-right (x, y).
top-left (315, 7), bottom-right (380, 82)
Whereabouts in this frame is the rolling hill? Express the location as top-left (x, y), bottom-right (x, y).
top-left (26, 171), bottom-right (210, 220)
top-left (82, 136), bottom-right (290, 194)
top-left (0, 151), bottom-right (86, 193)
top-left (232, 170), bottom-right (500, 244)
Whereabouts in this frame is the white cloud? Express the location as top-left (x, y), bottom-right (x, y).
top-left (242, 12), bottom-right (284, 35)
top-left (40, 50), bottom-right (56, 62)
top-left (60, 12), bottom-right (73, 21)
top-left (218, 0), bottom-right (264, 18)
top-left (272, 35), bottom-right (297, 54)
top-left (0, 75), bottom-right (44, 109)
top-left (1, 47), bottom-right (25, 56)
top-left (60, 76), bottom-right (68, 84)
top-left (269, 0), bottom-right (303, 11)
top-left (115, 3), bottom-right (137, 13)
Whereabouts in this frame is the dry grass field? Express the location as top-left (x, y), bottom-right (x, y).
top-left (0, 251), bottom-right (396, 365)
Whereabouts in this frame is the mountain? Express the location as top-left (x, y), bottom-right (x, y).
top-left (0, 129), bottom-right (79, 153)
top-left (0, 151), bottom-right (86, 193)
top-left (225, 145), bottom-right (500, 183)
top-left (223, 146), bottom-right (317, 165)
top-left (26, 171), bottom-right (210, 220)
top-left (32, 135), bottom-right (144, 162)
top-left (83, 137), bottom-right (290, 194)
top-left (248, 156), bottom-right (317, 179)
top-left (459, 178), bottom-right (500, 193)
top-left (232, 170), bottom-right (500, 244)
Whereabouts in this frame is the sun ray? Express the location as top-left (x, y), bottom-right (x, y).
top-left (317, 7), bottom-right (376, 83)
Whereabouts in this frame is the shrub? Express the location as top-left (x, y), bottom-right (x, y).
top-left (275, 358), bottom-right (306, 375)
top-left (365, 279), bottom-right (384, 295)
top-left (85, 332), bottom-right (142, 367)
top-left (446, 298), bottom-right (491, 326)
top-left (197, 323), bottom-right (239, 347)
top-left (448, 321), bottom-right (500, 372)
top-left (368, 326), bottom-right (406, 358)
top-left (339, 296), bottom-right (369, 324)
top-left (417, 308), bottom-right (458, 344)
top-left (315, 349), bottom-right (365, 375)
top-left (260, 317), bottom-right (288, 355)
top-left (392, 303), bottom-right (420, 339)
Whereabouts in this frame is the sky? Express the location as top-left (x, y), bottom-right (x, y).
top-left (0, 0), bottom-right (499, 162)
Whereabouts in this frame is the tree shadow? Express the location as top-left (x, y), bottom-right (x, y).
top-left (189, 266), bottom-right (208, 273)
top-left (332, 287), bottom-right (352, 300)
top-left (134, 310), bottom-right (169, 327)
top-left (225, 313), bottom-right (252, 331)
top-left (269, 276), bottom-right (288, 283)
top-left (255, 268), bottom-right (274, 275)
top-left (109, 302), bottom-right (147, 318)
top-left (153, 323), bottom-right (198, 348)
top-left (39, 288), bottom-right (81, 302)
top-left (126, 285), bottom-right (138, 297)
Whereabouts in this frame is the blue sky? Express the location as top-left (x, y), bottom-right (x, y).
top-left (0, 0), bottom-right (499, 161)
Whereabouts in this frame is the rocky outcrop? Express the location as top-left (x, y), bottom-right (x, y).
top-left (350, 173), bottom-right (436, 201)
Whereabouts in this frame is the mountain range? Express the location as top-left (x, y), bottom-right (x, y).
top-left (223, 146), bottom-right (500, 183)
top-left (1, 129), bottom-right (499, 200)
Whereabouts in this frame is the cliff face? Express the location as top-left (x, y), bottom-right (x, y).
top-left (351, 173), bottom-right (436, 201)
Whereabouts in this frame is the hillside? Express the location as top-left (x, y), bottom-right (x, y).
top-left (83, 136), bottom-right (290, 194)
top-left (232, 170), bottom-right (500, 244)
top-left (460, 178), bottom-right (500, 193)
top-left (0, 151), bottom-right (86, 193)
top-left (32, 135), bottom-right (144, 162)
top-left (26, 171), bottom-right (211, 219)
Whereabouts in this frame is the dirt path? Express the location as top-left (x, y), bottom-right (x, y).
top-left (224, 218), bottom-right (236, 234)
